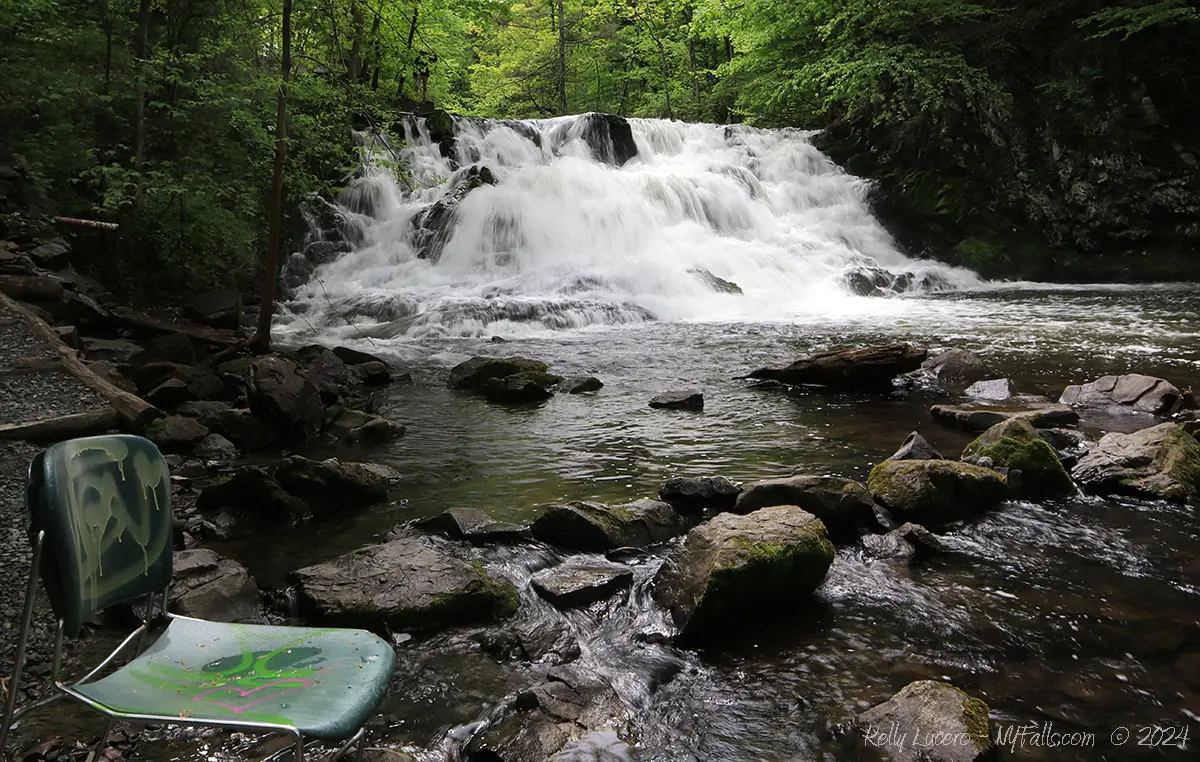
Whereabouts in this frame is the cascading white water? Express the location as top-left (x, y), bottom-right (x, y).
top-left (277, 114), bottom-right (984, 342)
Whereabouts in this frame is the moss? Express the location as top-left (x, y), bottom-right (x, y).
top-left (966, 435), bottom-right (1072, 498)
top-left (142, 417), bottom-right (167, 439)
top-left (868, 459), bottom-right (1007, 523)
top-left (962, 696), bottom-right (993, 752)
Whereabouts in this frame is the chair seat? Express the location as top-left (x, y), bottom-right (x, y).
top-left (72, 616), bottom-right (396, 740)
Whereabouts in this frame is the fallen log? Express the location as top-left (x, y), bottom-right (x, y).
top-left (0, 409), bottom-right (121, 444)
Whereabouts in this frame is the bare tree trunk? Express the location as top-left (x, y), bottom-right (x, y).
top-left (349, 0), bottom-right (364, 83)
top-left (252, 0), bottom-right (292, 351)
top-left (397, 4), bottom-right (419, 98)
top-left (370, 9), bottom-right (383, 89)
top-left (556, 0), bottom-right (567, 115)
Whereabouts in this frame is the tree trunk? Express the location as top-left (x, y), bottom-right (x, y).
top-left (370, 10), bottom-right (383, 90)
top-left (251, 0), bottom-right (292, 352)
top-left (349, 0), bottom-right (364, 83)
top-left (398, 4), bottom-right (419, 98)
top-left (556, 0), bottom-right (567, 115)
top-left (132, 0), bottom-right (151, 195)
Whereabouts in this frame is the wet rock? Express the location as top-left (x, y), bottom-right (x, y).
top-left (450, 355), bottom-right (550, 390)
top-left (688, 267), bottom-right (743, 294)
top-left (649, 390), bottom-right (704, 410)
top-left (856, 680), bottom-right (992, 762)
top-left (247, 355), bottom-right (324, 438)
top-left (1072, 423), bottom-right (1200, 504)
top-left (962, 417), bottom-right (1074, 498)
top-left (360, 750), bottom-right (418, 762)
top-left (416, 506), bottom-right (532, 544)
top-left (557, 376), bottom-right (603, 394)
top-left (195, 433), bottom-right (238, 460)
top-left (531, 499), bottom-right (688, 551)
top-left (531, 561), bottom-right (634, 610)
top-left (550, 112), bottom-right (639, 167)
top-left (197, 466), bottom-right (308, 521)
top-left (921, 348), bottom-right (993, 387)
top-left (147, 331), bottom-right (196, 365)
top-left (145, 378), bottom-right (193, 409)
top-left (862, 523), bottom-right (948, 564)
top-left (733, 475), bottom-right (876, 542)
top-left (748, 344), bottom-right (927, 390)
top-left (209, 408), bottom-right (280, 450)
top-left (332, 345), bottom-right (393, 367)
top-left (345, 416), bottom-right (406, 445)
top-left (658, 476), bottom-right (741, 515)
top-left (292, 533), bottom-right (518, 631)
top-left (352, 360), bottom-right (394, 385)
top-left (652, 505), bottom-right (834, 642)
top-left (175, 399), bottom-right (234, 422)
top-left (145, 415), bottom-right (209, 454)
top-left (886, 431), bottom-right (943, 461)
top-left (411, 164), bottom-right (496, 262)
top-left (930, 403), bottom-right (1080, 432)
top-left (867, 460), bottom-right (1008, 526)
top-left (1060, 373), bottom-right (1186, 416)
top-left (515, 618), bottom-right (581, 665)
top-left (185, 290), bottom-right (242, 331)
top-left (170, 549), bottom-right (263, 623)
top-left (274, 456), bottom-right (389, 509)
top-left (965, 378), bottom-right (1018, 401)
top-left (27, 238), bottom-right (71, 269)
top-left (307, 349), bottom-right (353, 404)
top-left (484, 371), bottom-right (564, 403)
top-left (82, 337), bottom-right (147, 365)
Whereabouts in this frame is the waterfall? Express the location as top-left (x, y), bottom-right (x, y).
top-left (277, 113), bottom-right (984, 342)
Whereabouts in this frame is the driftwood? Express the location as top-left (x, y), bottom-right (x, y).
top-left (0, 290), bottom-right (163, 431)
top-left (0, 409), bottom-right (121, 444)
top-left (106, 306), bottom-right (242, 347)
top-left (747, 344), bottom-right (928, 390)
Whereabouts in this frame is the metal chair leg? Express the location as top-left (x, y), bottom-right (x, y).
top-left (0, 531), bottom-right (46, 752)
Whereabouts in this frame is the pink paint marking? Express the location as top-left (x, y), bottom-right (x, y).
top-left (193, 679), bottom-right (314, 714)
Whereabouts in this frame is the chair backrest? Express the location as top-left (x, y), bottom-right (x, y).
top-left (25, 435), bottom-right (174, 637)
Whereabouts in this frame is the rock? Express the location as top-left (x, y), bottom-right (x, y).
top-left (82, 337), bottom-right (147, 365)
top-left (410, 164), bottom-right (496, 261)
top-left (658, 476), bottom-right (741, 515)
top-left (964, 378), bottom-right (1018, 401)
top-left (292, 533), bottom-right (519, 630)
top-left (857, 680), bottom-right (992, 762)
top-left (174, 399), bottom-right (234, 423)
top-left (733, 475), bottom-right (876, 542)
top-left (53, 324), bottom-right (81, 349)
top-left (132, 362), bottom-right (223, 400)
top-left (247, 355), bottom-right (324, 438)
top-left (185, 290), bottom-right (242, 331)
top-left (867, 460), bottom-right (1009, 526)
top-left (332, 345), bottom-right (393, 367)
top-left (0, 274), bottom-right (65, 302)
top-left (195, 433), bottom-right (238, 460)
top-left (921, 348), bottom-right (993, 387)
top-left (345, 417), bottom-right (406, 445)
top-left (886, 431), bottom-right (944, 461)
top-left (1071, 423), bottom-right (1200, 503)
top-left (170, 549), bottom-right (263, 623)
top-left (514, 619), bottom-right (581, 664)
top-left (748, 344), bottom-right (927, 390)
top-left (930, 403), bottom-right (1080, 432)
top-left (484, 371), bottom-right (564, 403)
top-left (198, 466), bottom-right (309, 521)
top-left (85, 360), bottom-right (136, 394)
top-left (360, 750), bottom-right (418, 762)
top-left (307, 349), bottom-right (353, 404)
top-left (415, 507), bottom-right (532, 544)
top-left (274, 456), bottom-right (389, 509)
top-left (652, 505), bottom-right (834, 642)
top-left (352, 360), bottom-right (394, 385)
top-left (962, 418), bottom-right (1073, 499)
top-left (449, 355), bottom-right (549, 390)
top-left (531, 499), bottom-right (688, 551)
top-left (688, 267), bottom-right (743, 294)
top-left (1059, 373), bottom-right (1186, 415)
top-left (531, 561), bottom-right (634, 609)
top-left (210, 408), bottom-right (280, 450)
top-left (862, 523), bottom-right (948, 563)
top-left (147, 331), bottom-right (196, 365)
top-left (649, 391), bottom-right (704, 410)
top-left (557, 376), bottom-right (603, 394)
top-left (144, 416), bottom-right (210, 454)
top-left (550, 112), bottom-right (639, 166)
top-left (145, 378), bottom-right (193, 409)
top-left (27, 238), bottom-right (71, 269)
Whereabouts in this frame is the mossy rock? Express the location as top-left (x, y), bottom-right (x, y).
top-left (868, 459), bottom-right (1008, 526)
top-left (1073, 423), bottom-right (1200, 504)
top-left (963, 417), bottom-right (1073, 499)
top-left (732, 475), bottom-right (875, 542)
top-left (530, 499), bottom-right (687, 551)
top-left (858, 679), bottom-right (992, 761)
top-left (651, 505), bottom-right (834, 643)
top-left (483, 371), bottom-right (564, 403)
top-left (448, 355), bottom-right (550, 390)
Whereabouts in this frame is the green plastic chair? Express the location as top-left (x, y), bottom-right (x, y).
top-left (1, 435), bottom-right (396, 761)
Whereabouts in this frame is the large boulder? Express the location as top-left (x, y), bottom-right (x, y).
top-left (732, 476), bottom-right (876, 542)
top-left (449, 355), bottom-right (549, 391)
top-left (247, 355), bottom-right (324, 438)
top-left (132, 362), bottom-right (224, 400)
top-left (411, 164), bottom-right (497, 262)
top-left (170, 549), bottom-right (264, 623)
top-left (962, 418), bottom-right (1073, 499)
top-left (867, 460), bottom-right (1008, 526)
top-left (1071, 423), bottom-right (1200, 503)
top-left (748, 344), bottom-right (926, 390)
top-left (964, 378), bottom-right (1018, 401)
top-left (484, 371), bottom-right (564, 403)
top-left (530, 499), bottom-right (688, 551)
top-left (197, 466), bottom-right (309, 521)
top-left (930, 403), bottom-right (1079, 433)
top-left (415, 506), bottom-right (532, 544)
top-left (273, 456), bottom-right (389, 509)
top-left (185, 290), bottom-right (243, 331)
top-left (144, 415), bottom-right (209, 454)
top-left (292, 534), bottom-right (519, 631)
top-left (857, 680), bottom-right (992, 762)
top-left (307, 349), bottom-right (354, 404)
top-left (1060, 373), bottom-right (1186, 416)
top-left (921, 349), bottom-right (993, 388)
top-left (82, 337), bottom-right (147, 365)
top-left (652, 505), bottom-right (834, 642)
top-left (209, 408), bottom-right (280, 450)
top-left (658, 476), bottom-right (741, 515)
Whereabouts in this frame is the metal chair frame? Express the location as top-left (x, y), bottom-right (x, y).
top-left (2, 481), bottom-right (374, 762)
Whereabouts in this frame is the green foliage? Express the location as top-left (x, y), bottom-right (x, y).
top-left (1078, 0), bottom-right (1199, 39)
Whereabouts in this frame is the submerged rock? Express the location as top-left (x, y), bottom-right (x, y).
top-left (867, 460), bottom-right (1008, 526)
top-left (748, 344), bottom-right (926, 390)
top-left (450, 355), bottom-right (550, 390)
top-left (658, 476), bottom-right (741, 515)
top-left (649, 390), bottom-right (704, 410)
top-left (170, 549), bottom-right (263, 623)
top-left (930, 403), bottom-right (1079, 432)
top-left (557, 376), bottom-right (604, 394)
top-left (197, 466), bottom-right (308, 521)
top-left (652, 505), bottom-right (834, 642)
top-left (733, 475), bottom-right (876, 542)
top-left (1060, 373), bottom-right (1186, 416)
top-left (962, 417), bottom-right (1073, 498)
top-left (274, 456), bottom-right (389, 509)
top-left (1072, 423), bottom-right (1200, 503)
top-left (886, 431), bottom-right (944, 461)
top-left (531, 499), bottom-right (688, 551)
top-left (531, 561), bottom-right (634, 609)
top-left (416, 506), bottom-right (532, 544)
top-left (862, 523), bottom-right (948, 564)
top-left (856, 680), bottom-right (992, 762)
top-left (292, 533), bottom-right (519, 631)
top-left (484, 371), bottom-right (564, 403)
